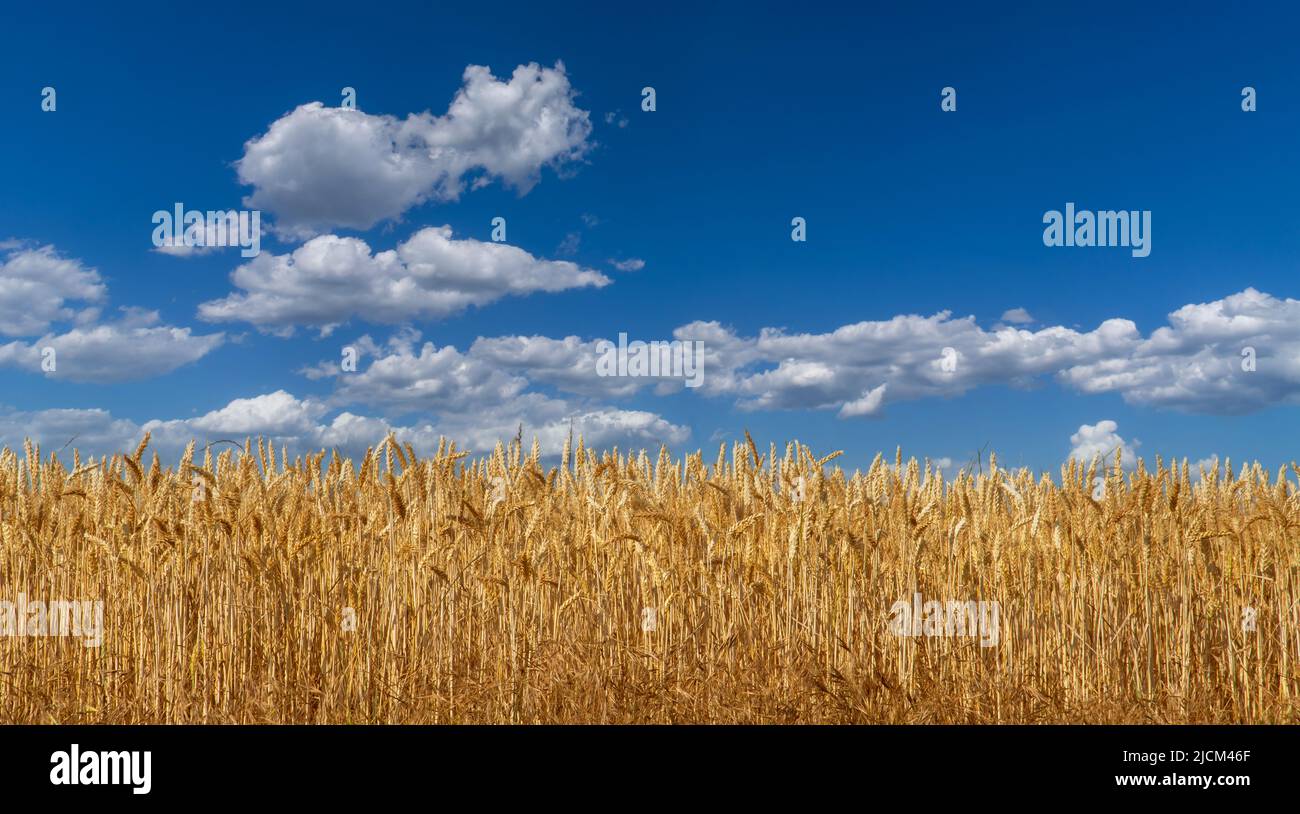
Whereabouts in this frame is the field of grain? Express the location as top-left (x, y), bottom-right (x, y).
top-left (0, 431), bottom-right (1296, 723)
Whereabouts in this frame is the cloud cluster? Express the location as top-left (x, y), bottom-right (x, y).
top-left (304, 287), bottom-right (1300, 425)
top-left (281, 285), bottom-right (1300, 445)
top-left (237, 62), bottom-right (593, 238)
top-left (11, 283), bottom-right (1300, 465)
top-left (642, 289), bottom-right (1297, 418)
top-left (323, 331), bottom-right (529, 414)
top-left (661, 311), bottom-right (1137, 415)
top-left (299, 330), bottom-right (689, 453)
top-left (0, 388), bottom-right (689, 465)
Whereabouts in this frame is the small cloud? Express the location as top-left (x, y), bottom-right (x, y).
top-left (1000, 307), bottom-right (1033, 324)
top-left (580, 213), bottom-right (600, 228)
top-left (556, 232), bottom-right (581, 256)
top-left (1191, 454), bottom-right (1220, 481)
top-left (929, 456), bottom-right (964, 480)
top-left (298, 359), bottom-right (339, 380)
top-left (1068, 419), bottom-right (1138, 470)
top-left (609, 257), bottom-right (645, 272)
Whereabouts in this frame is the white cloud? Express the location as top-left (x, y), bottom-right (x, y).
top-left (468, 334), bottom-right (645, 398)
top-left (610, 258), bottom-right (645, 272)
top-left (673, 312), bottom-right (1137, 415)
top-left (297, 329), bottom-right (688, 452)
top-left (289, 287), bottom-right (1300, 423)
top-left (0, 406), bottom-right (142, 458)
top-left (0, 316), bottom-right (223, 383)
top-left (237, 62), bottom-right (593, 238)
top-left (1000, 307), bottom-right (1033, 324)
top-left (0, 245), bottom-right (106, 336)
top-left (1191, 454), bottom-right (1220, 481)
top-left (1056, 288), bottom-right (1300, 414)
top-left (652, 288), bottom-right (1300, 418)
top-left (187, 390), bottom-right (327, 436)
top-left (326, 333), bottom-right (528, 415)
top-left (1067, 420), bottom-right (1137, 470)
top-left (556, 232), bottom-right (581, 256)
top-left (432, 393), bottom-right (688, 455)
top-left (0, 388), bottom-right (688, 464)
top-left (197, 226), bottom-right (609, 334)
top-left (0, 245), bottom-right (223, 382)
top-left (929, 456), bottom-right (966, 480)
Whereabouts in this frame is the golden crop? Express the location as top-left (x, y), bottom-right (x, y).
top-left (0, 431), bottom-right (1296, 723)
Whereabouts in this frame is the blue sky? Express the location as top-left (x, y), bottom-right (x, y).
top-left (2, 1), bottom-right (1298, 473)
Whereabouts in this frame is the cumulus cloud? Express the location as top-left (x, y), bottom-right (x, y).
top-left (237, 62), bottom-right (593, 238)
top-left (642, 288), bottom-right (1300, 418)
top-left (0, 244), bottom-right (105, 336)
top-left (185, 390), bottom-right (327, 436)
top-left (292, 287), bottom-right (1300, 422)
top-left (295, 328), bottom-right (690, 452)
top-left (317, 329), bottom-right (707, 407)
top-left (468, 334), bottom-right (645, 398)
top-left (670, 311), bottom-right (1138, 415)
top-left (1000, 307), bottom-right (1033, 324)
top-left (197, 226), bottom-right (609, 334)
top-left (1067, 420), bottom-right (1137, 470)
top-left (326, 333), bottom-right (528, 415)
top-left (0, 313), bottom-right (223, 383)
top-left (0, 406), bottom-right (142, 457)
top-left (283, 327), bottom-right (695, 458)
top-left (0, 245), bottom-right (223, 382)
top-left (1056, 288), bottom-right (1300, 414)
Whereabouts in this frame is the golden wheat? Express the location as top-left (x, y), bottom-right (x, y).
top-left (0, 432), bottom-right (1295, 723)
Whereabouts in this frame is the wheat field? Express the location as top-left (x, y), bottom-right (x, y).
top-left (0, 430), bottom-right (1296, 724)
